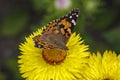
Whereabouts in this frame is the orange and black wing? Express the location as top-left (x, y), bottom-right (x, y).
top-left (33, 8), bottom-right (79, 49)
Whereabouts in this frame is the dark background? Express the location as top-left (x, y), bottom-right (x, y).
top-left (0, 0), bottom-right (120, 80)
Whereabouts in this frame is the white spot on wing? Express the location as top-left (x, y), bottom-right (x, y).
top-left (69, 16), bottom-right (72, 18)
top-left (76, 15), bottom-right (78, 17)
top-left (38, 45), bottom-right (41, 48)
top-left (71, 19), bottom-right (76, 25)
top-left (72, 13), bottom-right (76, 15)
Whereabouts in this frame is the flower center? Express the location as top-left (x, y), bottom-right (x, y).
top-left (42, 48), bottom-right (67, 64)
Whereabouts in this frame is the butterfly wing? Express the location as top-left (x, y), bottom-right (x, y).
top-left (58, 8), bottom-right (79, 42)
top-left (33, 8), bottom-right (79, 50)
top-left (33, 21), bottom-right (59, 49)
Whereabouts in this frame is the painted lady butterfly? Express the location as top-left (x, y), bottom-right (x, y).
top-left (33, 8), bottom-right (79, 50)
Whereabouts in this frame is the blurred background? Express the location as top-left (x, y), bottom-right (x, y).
top-left (0, 0), bottom-right (120, 80)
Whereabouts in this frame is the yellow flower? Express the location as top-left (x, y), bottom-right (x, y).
top-left (18, 27), bottom-right (89, 80)
top-left (83, 50), bottom-right (120, 80)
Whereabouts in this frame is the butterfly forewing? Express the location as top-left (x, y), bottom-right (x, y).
top-left (58, 8), bottom-right (79, 39)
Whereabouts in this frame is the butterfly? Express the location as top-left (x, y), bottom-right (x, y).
top-left (33, 8), bottom-right (79, 50)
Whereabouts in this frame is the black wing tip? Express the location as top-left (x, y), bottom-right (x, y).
top-left (71, 8), bottom-right (79, 14)
top-left (73, 8), bottom-right (79, 11)
top-left (45, 8), bottom-right (79, 24)
top-left (58, 8), bottom-right (79, 20)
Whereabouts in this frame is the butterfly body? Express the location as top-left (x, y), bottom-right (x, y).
top-left (33, 8), bottom-right (79, 50)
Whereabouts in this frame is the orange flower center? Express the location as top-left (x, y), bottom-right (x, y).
top-left (42, 48), bottom-right (67, 64)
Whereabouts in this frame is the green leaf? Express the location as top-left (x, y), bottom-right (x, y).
top-left (0, 73), bottom-right (6, 80)
top-left (32, 0), bottom-right (50, 11)
top-left (93, 9), bottom-right (118, 29)
top-left (104, 27), bottom-right (120, 52)
top-left (1, 11), bottom-right (29, 37)
top-left (6, 58), bottom-right (23, 80)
